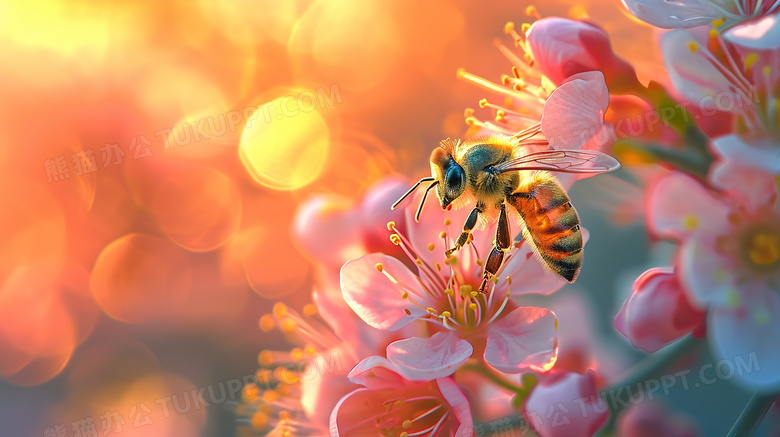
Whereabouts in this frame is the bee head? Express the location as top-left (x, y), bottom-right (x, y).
top-left (430, 147), bottom-right (466, 209)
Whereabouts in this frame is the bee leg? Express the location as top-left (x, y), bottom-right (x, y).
top-left (478, 203), bottom-right (511, 292)
top-left (445, 204), bottom-right (484, 257)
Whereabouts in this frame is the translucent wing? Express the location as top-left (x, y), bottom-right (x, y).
top-left (494, 149), bottom-right (621, 174)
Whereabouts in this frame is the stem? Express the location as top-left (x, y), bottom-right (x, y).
top-left (597, 336), bottom-right (704, 435)
top-left (726, 392), bottom-right (777, 437)
top-left (459, 362), bottom-right (527, 396)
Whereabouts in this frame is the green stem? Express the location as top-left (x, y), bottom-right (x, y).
top-left (597, 336), bottom-right (705, 435)
top-left (726, 392), bottom-right (777, 437)
top-left (460, 362), bottom-right (526, 396)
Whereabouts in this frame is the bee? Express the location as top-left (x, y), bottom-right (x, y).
top-left (392, 134), bottom-right (620, 290)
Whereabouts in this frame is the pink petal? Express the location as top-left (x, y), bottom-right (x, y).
top-left (621, 0), bottom-right (722, 28)
top-left (648, 172), bottom-right (729, 240)
top-left (340, 253), bottom-right (429, 330)
top-left (484, 307), bottom-right (558, 373)
top-left (678, 239), bottom-right (738, 307)
top-left (710, 135), bottom-right (780, 209)
top-left (523, 370), bottom-right (609, 437)
top-left (436, 377), bottom-right (475, 437)
top-left (615, 267), bottom-right (706, 353)
top-left (294, 194), bottom-right (366, 267)
top-left (358, 177), bottom-right (411, 255)
top-left (386, 331), bottom-right (473, 380)
top-left (541, 71), bottom-right (609, 150)
top-left (330, 388), bottom-right (386, 436)
top-left (662, 29), bottom-right (736, 107)
top-left (724, 13), bottom-right (780, 50)
top-left (301, 363), bottom-right (356, 427)
top-left (347, 355), bottom-right (408, 389)
top-left (710, 289), bottom-right (780, 390)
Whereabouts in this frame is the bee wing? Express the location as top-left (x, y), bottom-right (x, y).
top-left (494, 150), bottom-right (621, 174)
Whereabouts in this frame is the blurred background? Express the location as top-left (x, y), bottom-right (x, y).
top-left (0, 0), bottom-right (770, 436)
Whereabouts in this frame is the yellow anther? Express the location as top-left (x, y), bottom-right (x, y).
top-left (525, 5), bottom-right (538, 16)
top-left (243, 383), bottom-right (259, 401)
top-left (748, 232), bottom-right (779, 265)
top-left (687, 41), bottom-right (699, 52)
top-left (444, 218), bottom-right (452, 226)
top-left (709, 28), bottom-right (718, 40)
top-left (427, 307), bottom-right (436, 314)
top-left (456, 68), bottom-right (467, 79)
top-left (401, 433), bottom-right (408, 437)
top-left (403, 420), bottom-right (412, 429)
top-left (401, 292), bottom-right (409, 299)
top-left (479, 98), bottom-right (488, 108)
top-left (521, 23), bottom-right (531, 33)
top-left (303, 303), bottom-right (317, 317)
top-left (470, 291), bottom-right (478, 298)
top-left (279, 410), bottom-right (291, 421)
top-left (390, 234), bottom-right (401, 245)
top-left (258, 350), bottom-right (274, 366)
top-left (428, 243), bottom-right (436, 252)
top-left (280, 319), bottom-right (297, 332)
top-left (555, 318), bottom-right (559, 330)
top-left (439, 231), bottom-right (447, 239)
top-left (764, 65), bottom-right (772, 76)
top-left (507, 277), bottom-right (512, 285)
top-left (491, 276), bottom-right (499, 284)
top-left (444, 288), bottom-right (454, 296)
top-left (259, 314), bottom-right (275, 332)
top-left (504, 21), bottom-right (515, 34)
top-left (435, 262), bottom-right (442, 271)
top-left (682, 214), bottom-right (699, 230)
top-left (459, 285), bottom-right (473, 295)
top-left (415, 258), bottom-right (423, 265)
top-left (469, 303), bottom-right (478, 310)
top-left (476, 259), bottom-right (483, 266)
top-left (404, 308), bottom-right (412, 315)
top-left (273, 302), bottom-right (288, 318)
top-left (744, 53), bottom-right (759, 70)
top-left (251, 412), bottom-right (269, 429)
top-left (262, 389), bottom-right (278, 403)
top-left (441, 311), bottom-right (452, 318)
top-left (304, 344), bottom-right (317, 355)
top-left (290, 347), bottom-right (303, 361)
top-left (387, 221), bottom-right (396, 231)
top-left (463, 107), bottom-right (474, 118)
top-left (375, 263), bottom-right (384, 272)
top-left (712, 17), bottom-right (726, 27)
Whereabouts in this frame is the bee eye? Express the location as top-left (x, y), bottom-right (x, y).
top-left (445, 166), bottom-right (463, 188)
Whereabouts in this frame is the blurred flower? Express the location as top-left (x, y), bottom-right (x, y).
top-left (648, 168), bottom-right (780, 390)
top-left (622, 0), bottom-right (779, 29)
top-left (340, 205), bottom-right (560, 378)
top-left (522, 370), bottom-right (609, 437)
top-left (617, 401), bottom-right (701, 437)
top-left (330, 358), bottom-right (473, 437)
top-left (615, 267), bottom-right (707, 352)
top-left (524, 18), bottom-right (640, 92)
top-left (662, 14), bottom-right (780, 145)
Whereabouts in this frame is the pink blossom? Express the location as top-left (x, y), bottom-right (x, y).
top-left (622, 0), bottom-right (779, 28)
top-left (523, 370), bottom-right (609, 437)
top-left (615, 267), bottom-right (707, 352)
top-left (648, 166), bottom-right (780, 389)
top-left (524, 18), bottom-right (640, 92)
top-left (661, 14), bottom-right (780, 145)
top-left (330, 358), bottom-right (474, 437)
top-left (617, 401), bottom-right (701, 437)
top-left (340, 200), bottom-right (564, 380)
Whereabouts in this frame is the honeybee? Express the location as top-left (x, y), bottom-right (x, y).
top-left (392, 134), bottom-right (620, 290)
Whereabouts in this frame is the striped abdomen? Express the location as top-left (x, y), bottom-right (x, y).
top-left (508, 173), bottom-right (583, 282)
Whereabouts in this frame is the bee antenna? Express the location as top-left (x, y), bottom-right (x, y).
top-left (415, 181), bottom-right (439, 222)
top-left (391, 177), bottom-right (435, 210)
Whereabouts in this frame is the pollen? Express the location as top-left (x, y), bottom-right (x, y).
top-left (427, 307), bottom-right (436, 313)
top-left (403, 420), bottom-right (412, 429)
top-left (428, 243), bottom-right (436, 252)
top-left (748, 232), bottom-right (780, 265)
top-left (259, 314), bottom-right (275, 332)
top-left (387, 221), bottom-right (396, 231)
top-left (525, 5), bottom-right (539, 17)
top-left (258, 350), bottom-right (274, 366)
top-left (687, 41), bottom-right (699, 52)
top-left (469, 303), bottom-right (478, 310)
top-left (441, 311), bottom-right (452, 318)
top-left (711, 17), bottom-right (726, 27)
top-left (375, 263), bottom-right (384, 272)
top-left (390, 234), bottom-right (401, 245)
top-left (504, 21), bottom-right (515, 34)
top-left (469, 291), bottom-right (478, 298)
top-left (303, 303), bottom-right (317, 317)
top-left (682, 214), bottom-right (699, 230)
top-left (444, 288), bottom-right (454, 296)
top-left (439, 231), bottom-right (447, 239)
top-left (401, 291), bottom-right (409, 299)
top-left (744, 53), bottom-right (760, 70)
top-left (444, 218), bottom-right (452, 226)
top-left (273, 302), bottom-right (288, 318)
top-left (479, 98), bottom-right (488, 108)
top-left (521, 23), bottom-right (531, 33)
